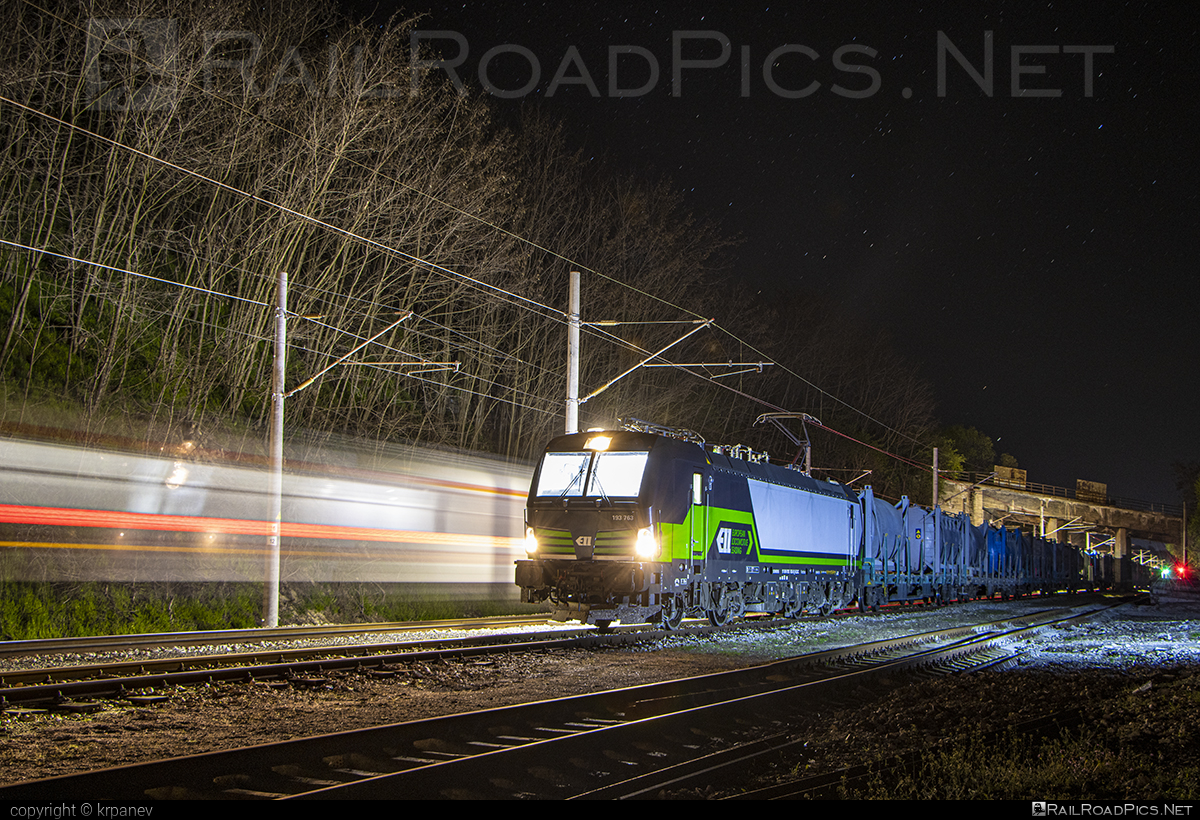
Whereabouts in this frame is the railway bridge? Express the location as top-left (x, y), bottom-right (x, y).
top-left (939, 470), bottom-right (1185, 588)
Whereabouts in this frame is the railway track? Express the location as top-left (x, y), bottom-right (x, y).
top-left (0, 602), bottom-right (1118, 800)
top-left (0, 607), bottom-right (875, 707)
top-left (0, 618), bottom-right (646, 708)
top-left (0, 615), bottom-right (552, 659)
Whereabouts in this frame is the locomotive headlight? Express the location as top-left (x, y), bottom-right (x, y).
top-left (584, 435), bottom-right (611, 452)
top-left (635, 527), bottom-right (659, 559)
top-left (524, 527), bottom-right (539, 554)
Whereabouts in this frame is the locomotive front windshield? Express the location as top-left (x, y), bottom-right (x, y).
top-left (534, 450), bottom-right (649, 498)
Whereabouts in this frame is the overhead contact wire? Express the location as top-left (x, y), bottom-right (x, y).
top-left (5, 2), bottom-right (938, 456)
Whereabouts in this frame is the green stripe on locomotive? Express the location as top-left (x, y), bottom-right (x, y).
top-left (529, 527), bottom-right (636, 556)
top-left (662, 502), bottom-right (861, 569)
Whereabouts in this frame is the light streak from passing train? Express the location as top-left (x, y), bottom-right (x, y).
top-left (0, 437), bottom-right (532, 585)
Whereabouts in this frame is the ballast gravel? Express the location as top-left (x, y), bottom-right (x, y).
top-left (2, 594), bottom-right (1199, 798)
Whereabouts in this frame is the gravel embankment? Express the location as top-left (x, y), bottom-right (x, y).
top-left (3, 595), bottom-right (1199, 798)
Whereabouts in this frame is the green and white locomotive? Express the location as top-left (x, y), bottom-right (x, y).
top-left (514, 421), bottom-right (863, 629)
top-left (515, 419), bottom-right (1130, 629)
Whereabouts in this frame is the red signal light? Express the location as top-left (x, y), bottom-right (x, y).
top-left (1176, 564), bottom-right (1188, 579)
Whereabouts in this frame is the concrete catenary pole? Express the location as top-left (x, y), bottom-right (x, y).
top-left (932, 446), bottom-right (939, 508)
top-left (264, 269), bottom-right (287, 628)
top-left (566, 270), bottom-right (580, 435)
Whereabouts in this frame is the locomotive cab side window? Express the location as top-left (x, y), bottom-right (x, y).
top-left (692, 472), bottom-right (703, 505)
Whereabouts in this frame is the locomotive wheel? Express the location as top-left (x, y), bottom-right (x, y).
top-left (660, 595), bottom-right (684, 630)
top-left (706, 585), bottom-right (731, 627)
top-left (707, 605), bottom-right (730, 627)
top-left (594, 619), bottom-right (614, 633)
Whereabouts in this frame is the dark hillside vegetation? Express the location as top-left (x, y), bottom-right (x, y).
top-left (0, 0), bottom-right (939, 500)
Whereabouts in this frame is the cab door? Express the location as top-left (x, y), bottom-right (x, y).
top-left (689, 470), bottom-right (707, 563)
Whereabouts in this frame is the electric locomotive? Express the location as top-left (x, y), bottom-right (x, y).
top-left (514, 421), bottom-right (863, 629)
top-left (516, 419), bottom-right (1146, 628)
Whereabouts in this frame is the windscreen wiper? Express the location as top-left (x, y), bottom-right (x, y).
top-left (590, 472), bottom-right (611, 504)
top-left (558, 459), bottom-right (590, 499)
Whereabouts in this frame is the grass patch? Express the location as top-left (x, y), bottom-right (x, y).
top-left (840, 719), bottom-right (1200, 800)
top-left (0, 582), bottom-right (261, 638)
top-left (0, 581), bottom-right (540, 639)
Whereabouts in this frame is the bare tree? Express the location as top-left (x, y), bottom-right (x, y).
top-left (0, 0), bottom-right (938, 498)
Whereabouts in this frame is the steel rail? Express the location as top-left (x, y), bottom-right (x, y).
top-left (0, 603), bottom-right (1114, 800)
top-left (0, 613), bottom-right (799, 703)
top-left (0, 606), bottom-right (909, 697)
top-left (0, 627), bottom-right (652, 705)
top-left (570, 606), bottom-right (1112, 800)
top-left (0, 615), bottom-right (551, 659)
top-left (0, 600), bottom-right (1022, 702)
top-left (294, 607), bottom-right (1098, 800)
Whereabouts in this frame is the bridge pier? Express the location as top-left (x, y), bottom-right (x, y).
top-left (1115, 527), bottom-right (1132, 592)
top-left (1045, 516), bottom-right (1063, 543)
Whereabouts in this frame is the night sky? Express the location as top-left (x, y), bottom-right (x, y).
top-left (369, 1), bottom-right (1197, 504)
